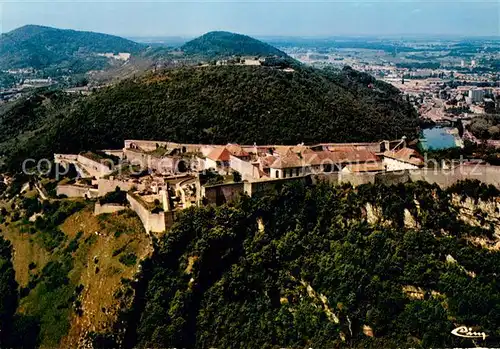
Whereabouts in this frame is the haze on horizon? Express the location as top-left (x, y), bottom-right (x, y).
top-left (0, 0), bottom-right (499, 38)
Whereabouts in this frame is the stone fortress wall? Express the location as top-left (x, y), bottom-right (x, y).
top-left (202, 183), bottom-right (245, 205)
top-left (202, 164), bottom-right (500, 205)
top-left (76, 154), bottom-right (114, 178)
top-left (126, 193), bottom-right (166, 234)
top-left (326, 164), bottom-right (500, 188)
top-left (124, 140), bottom-right (206, 153)
top-left (97, 178), bottom-right (145, 197)
top-left (94, 203), bottom-right (127, 215)
top-left (54, 153), bottom-right (114, 179)
top-left (409, 165), bottom-right (500, 188)
top-left (123, 149), bottom-right (179, 175)
top-left (56, 184), bottom-right (99, 198)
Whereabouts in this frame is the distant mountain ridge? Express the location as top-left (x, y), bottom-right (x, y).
top-left (0, 26), bottom-right (291, 73)
top-left (0, 25), bottom-right (144, 70)
top-left (181, 31), bottom-right (289, 58)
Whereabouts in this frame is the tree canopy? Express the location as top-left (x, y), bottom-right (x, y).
top-left (181, 31), bottom-right (289, 58)
top-left (0, 65), bottom-right (418, 171)
top-left (121, 180), bottom-right (500, 349)
top-left (0, 25), bottom-right (144, 70)
top-left (0, 237), bottom-right (18, 346)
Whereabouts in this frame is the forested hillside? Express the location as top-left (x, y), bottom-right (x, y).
top-left (0, 27), bottom-right (290, 74)
top-left (0, 65), bottom-right (418, 171)
top-left (181, 31), bottom-right (288, 58)
top-left (2, 178), bottom-right (500, 347)
top-left (119, 180), bottom-right (500, 348)
top-left (0, 25), bottom-right (144, 71)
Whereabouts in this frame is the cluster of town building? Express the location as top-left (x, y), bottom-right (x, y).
top-left (385, 77), bottom-right (500, 125)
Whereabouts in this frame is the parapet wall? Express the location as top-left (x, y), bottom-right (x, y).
top-left (94, 203), bottom-right (127, 216)
top-left (201, 164), bottom-right (500, 206)
top-left (98, 178), bottom-right (145, 197)
top-left (77, 154), bottom-right (114, 178)
top-left (124, 140), bottom-right (206, 153)
top-left (54, 154), bottom-right (79, 162)
top-left (124, 140), bottom-right (169, 152)
top-left (102, 149), bottom-right (124, 159)
top-left (202, 182), bottom-right (245, 205)
top-left (56, 185), bottom-right (99, 198)
top-left (409, 165), bottom-right (500, 188)
top-left (126, 193), bottom-right (166, 233)
top-left (123, 149), bottom-right (178, 174)
top-left (313, 165), bottom-right (500, 189)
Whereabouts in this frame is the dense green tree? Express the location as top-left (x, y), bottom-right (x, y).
top-left (121, 181), bottom-right (500, 348)
top-left (0, 65), bottom-right (418, 172)
top-left (0, 25), bottom-right (143, 70)
top-left (0, 237), bottom-right (18, 346)
top-left (181, 31), bottom-right (288, 58)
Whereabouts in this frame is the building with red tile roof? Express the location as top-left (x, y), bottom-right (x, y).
top-left (342, 162), bottom-right (386, 173)
top-left (205, 147), bottom-right (231, 169)
top-left (383, 148), bottom-right (424, 170)
top-left (226, 143), bottom-right (250, 159)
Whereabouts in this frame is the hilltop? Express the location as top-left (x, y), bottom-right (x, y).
top-left (180, 31), bottom-right (289, 58)
top-left (0, 25), bottom-right (144, 71)
top-left (0, 27), bottom-right (294, 79)
top-left (0, 65), bottom-right (418, 171)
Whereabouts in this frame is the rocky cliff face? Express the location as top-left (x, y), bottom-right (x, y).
top-left (451, 194), bottom-right (500, 250)
top-left (364, 194), bottom-right (500, 241)
top-left (452, 195), bottom-right (500, 235)
top-left (364, 202), bottom-right (418, 229)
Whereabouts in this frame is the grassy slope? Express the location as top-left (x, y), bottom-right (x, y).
top-left (0, 200), bottom-right (152, 348)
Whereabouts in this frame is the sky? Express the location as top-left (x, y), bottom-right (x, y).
top-left (0, 0), bottom-right (499, 38)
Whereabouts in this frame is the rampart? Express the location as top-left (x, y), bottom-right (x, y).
top-left (126, 193), bottom-right (166, 233)
top-left (54, 154), bottom-right (79, 162)
top-left (409, 165), bottom-right (500, 188)
top-left (201, 164), bottom-right (500, 206)
top-left (94, 203), bottom-right (127, 215)
top-left (124, 140), bottom-right (169, 151)
top-left (77, 154), bottom-right (114, 178)
top-left (102, 149), bottom-right (124, 159)
top-left (202, 182), bottom-right (245, 205)
top-left (124, 140), bottom-right (206, 153)
top-left (123, 149), bottom-right (178, 174)
top-left (98, 178), bottom-right (145, 197)
top-left (312, 165), bottom-right (500, 188)
top-left (56, 185), bottom-right (99, 198)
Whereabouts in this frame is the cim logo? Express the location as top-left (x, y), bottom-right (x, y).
top-left (451, 326), bottom-right (487, 340)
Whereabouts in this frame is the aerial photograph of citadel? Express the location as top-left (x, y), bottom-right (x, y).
top-left (0, 1), bottom-right (500, 348)
top-left (52, 137), bottom-right (498, 234)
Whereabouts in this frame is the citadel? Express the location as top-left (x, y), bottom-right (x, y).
top-left (53, 139), bottom-right (500, 234)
